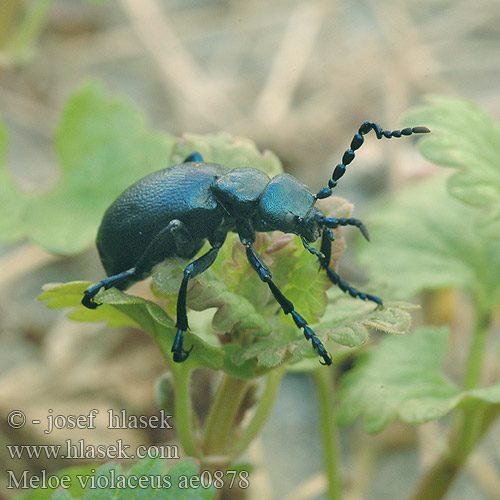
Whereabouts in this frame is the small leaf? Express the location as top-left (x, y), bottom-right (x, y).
top-left (71, 458), bottom-right (217, 500)
top-left (172, 132), bottom-right (283, 177)
top-left (358, 176), bottom-right (500, 307)
top-left (38, 282), bottom-right (224, 371)
top-left (51, 491), bottom-right (74, 500)
top-left (337, 326), bottom-right (458, 433)
top-left (404, 95), bottom-right (500, 240)
top-left (363, 301), bottom-right (417, 335)
top-left (0, 81), bottom-right (175, 254)
top-left (316, 290), bottom-right (415, 348)
top-left (337, 326), bottom-right (500, 433)
top-left (153, 259), bottom-right (272, 338)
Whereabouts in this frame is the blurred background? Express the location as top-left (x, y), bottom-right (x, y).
top-left (1, 1), bottom-right (500, 499)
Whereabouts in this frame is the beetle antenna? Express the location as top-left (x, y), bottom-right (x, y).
top-left (315, 122), bottom-right (430, 200)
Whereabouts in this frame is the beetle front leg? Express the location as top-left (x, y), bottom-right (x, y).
top-left (245, 243), bottom-right (332, 366)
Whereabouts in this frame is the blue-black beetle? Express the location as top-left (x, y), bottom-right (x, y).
top-left (82, 122), bottom-right (429, 365)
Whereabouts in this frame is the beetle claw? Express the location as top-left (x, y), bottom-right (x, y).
top-left (82, 292), bottom-right (101, 309)
top-left (172, 345), bottom-right (193, 363)
top-left (319, 352), bottom-right (333, 366)
top-left (171, 330), bottom-right (193, 362)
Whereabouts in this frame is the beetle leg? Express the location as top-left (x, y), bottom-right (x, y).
top-left (301, 237), bottom-right (325, 260)
top-left (172, 239), bottom-right (225, 362)
top-left (183, 152), bottom-right (204, 163)
top-left (318, 229), bottom-right (382, 306)
top-left (82, 268), bottom-right (136, 309)
top-left (245, 243), bottom-right (332, 366)
top-left (82, 220), bottom-right (197, 310)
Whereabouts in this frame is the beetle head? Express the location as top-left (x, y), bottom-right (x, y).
top-left (259, 173), bottom-right (322, 241)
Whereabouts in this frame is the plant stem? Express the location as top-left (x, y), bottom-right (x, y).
top-left (409, 303), bottom-right (495, 500)
top-left (463, 304), bottom-right (490, 391)
top-left (313, 368), bottom-right (341, 500)
top-left (409, 403), bottom-right (500, 500)
top-left (172, 364), bottom-right (200, 458)
top-left (229, 366), bottom-right (285, 460)
top-left (201, 374), bottom-right (251, 462)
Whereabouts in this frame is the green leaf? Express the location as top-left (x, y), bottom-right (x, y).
top-left (337, 326), bottom-right (500, 434)
top-left (13, 465), bottom-right (97, 500)
top-left (47, 458), bottom-right (216, 500)
top-left (29, 81), bottom-right (176, 254)
top-left (153, 258), bottom-right (272, 338)
top-left (172, 132), bottom-right (283, 177)
top-left (337, 326), bottom-right (457, 433)
top-left (0, 81), bottom-right (285, 255)
top-left (404, 95), bottom-right (500, 240)
top-left (38, 282), bottom-right (224, 371)
top-left (317, 292), bottom-right (416, 348)
top-left (358, 175), bottom-right (500, 307)
top-left (0, 81), bottom-right (175, 254)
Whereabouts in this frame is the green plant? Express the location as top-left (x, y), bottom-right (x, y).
top-left (0, 0), bottom-right (55, 66)
top-left (10, 84), bottom-right (498, 499)
top-left (0, 81), bottom-right (413, 499)
top-left (343, 96), bottom-right (500, 499)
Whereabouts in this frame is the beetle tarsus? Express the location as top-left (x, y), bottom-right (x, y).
top-left (171, 328), bottom-right (193, 362)
top-left (319, 351), bottom-right (333, 366)
top-left (82, 282), bottom-right (105, 309)
top-left (81, 291), bottom-right (101, 309)
top-left (292, 312), bottom-right (333, 365)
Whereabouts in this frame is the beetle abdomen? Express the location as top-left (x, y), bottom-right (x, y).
top-left (96, 163), bottom-right (229, 277)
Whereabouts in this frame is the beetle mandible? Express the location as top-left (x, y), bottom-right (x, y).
top-left (82, 121), bottom-right (429, 365)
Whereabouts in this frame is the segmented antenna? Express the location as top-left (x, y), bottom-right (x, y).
top-left (315, 122), bottom-right (430, 200)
